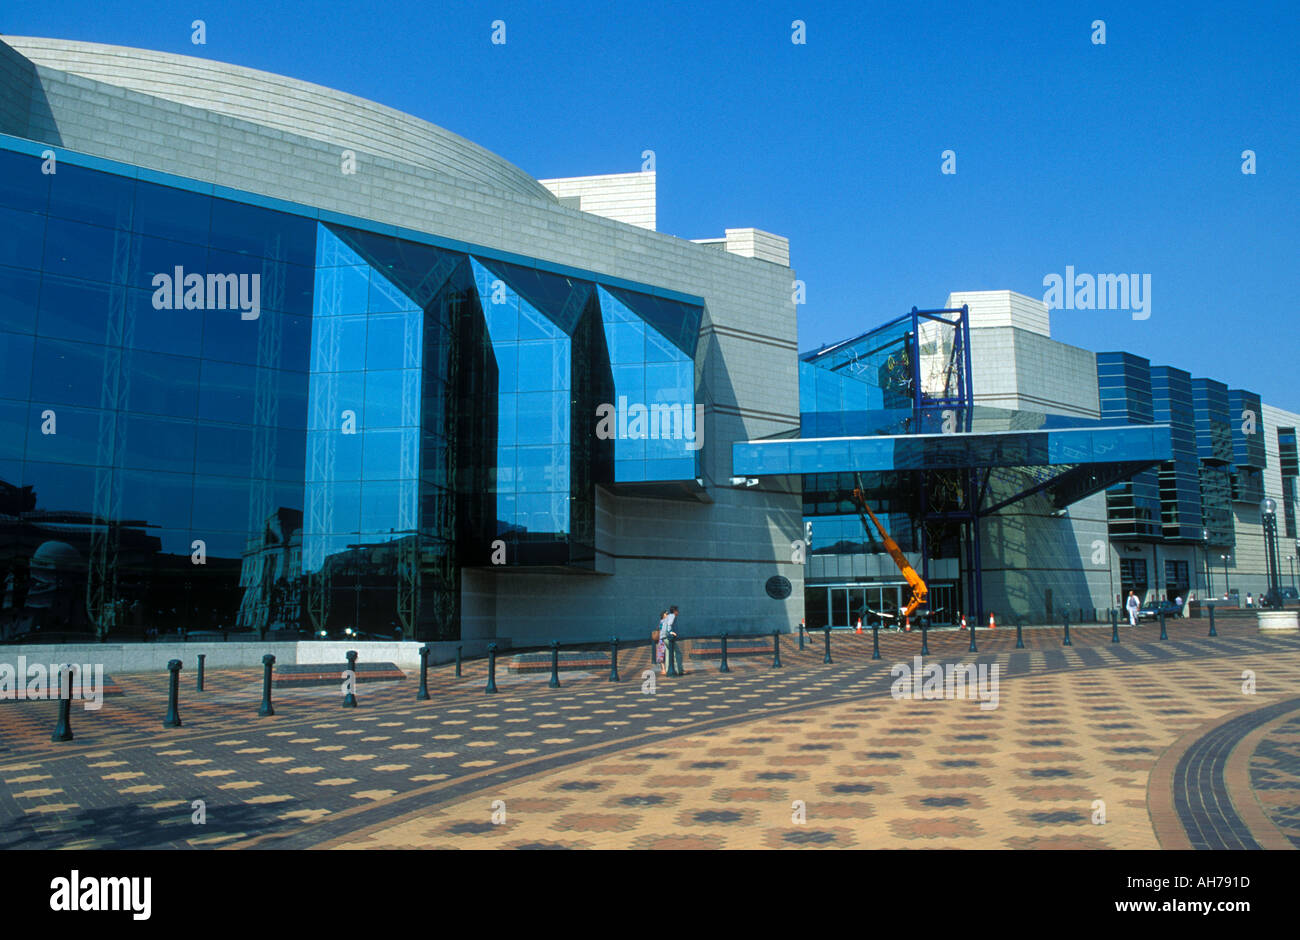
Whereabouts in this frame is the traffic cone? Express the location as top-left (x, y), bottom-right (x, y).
top-left (989, 613), bottom-right (996, 630)
top-left (855, 617), bottom-right (863, 635)
top-left (904, 615), bottom-right (911, 632)
top-left (960, 615), bottom-right (967, 630)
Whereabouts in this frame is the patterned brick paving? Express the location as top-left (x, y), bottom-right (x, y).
top-left (1, 621), bottom-right (1297, 850)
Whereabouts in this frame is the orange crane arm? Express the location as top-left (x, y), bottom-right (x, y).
top-left (851, 481), bottom-right (929, 618)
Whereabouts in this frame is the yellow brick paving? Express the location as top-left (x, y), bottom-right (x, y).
top-left (328, 651), bottom-right (1300, 849)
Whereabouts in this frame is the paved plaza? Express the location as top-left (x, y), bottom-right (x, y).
top-left (2, 619), bottom-right (1299, 850)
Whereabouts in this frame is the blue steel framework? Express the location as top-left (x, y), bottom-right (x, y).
top-left (743, 306), bottom-right (1174, 627)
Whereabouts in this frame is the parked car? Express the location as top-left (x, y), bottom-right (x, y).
top-left (1138, 600), bottom-right (1183, 622)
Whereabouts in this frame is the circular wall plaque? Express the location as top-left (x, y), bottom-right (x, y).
top-left (765, 575), bottom-right (793, 600)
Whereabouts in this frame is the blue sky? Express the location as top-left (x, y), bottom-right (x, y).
top-left (7, 0), bottom-right (1298, 407)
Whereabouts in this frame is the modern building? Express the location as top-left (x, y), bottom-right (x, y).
top-left (0, 36), bottom-right (803, 645)
top-left (1, 37), bottom-right (1295, 646)
top-left (734, 290), bottom-right (1298, 627)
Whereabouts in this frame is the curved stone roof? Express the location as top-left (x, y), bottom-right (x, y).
top-left (4, 36), bottom-right (555, 203)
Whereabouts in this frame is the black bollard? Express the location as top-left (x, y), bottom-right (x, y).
top-left (1015, 622), bottom-right (1024, 650)
top-left (1063, 610), bottom-right (1072, 646)
top-left (549, 640), bottom-right (562, 689)
top-left (196, 653), bottom-right (206, 692)
top-left (163, 659), bottom-right (183, 728)
top-left (417, 645), bottom-right (431, 701)
top-left (798, 623), bottom-right (805, 651)
top-left (343, 650), bottom-right (358, 707)
top-left (772, 630), bottom-right (783, 668)
top-left (822, 626), bottom-right (832, 665)
top-left (968, 614), bottom-right (977, 654)
top-left (1208, 605), bottom-right (1217, 637)
top-left (609, 637), bottom-right (620, 682)
top-left (52, 664), bottom-right (74, 742)
top-left (719, 633), bottom-right (730, 673)
top-left (455, 645), bottom-right (463, 678)
top-left (259, 653), bottom-right (276, 716)
top-left (485, 643), bottom-right (498, 694)
top-left (1111, 608), bottom-right (1120, 643)
top-left (920, 618), bottom-right (930, 656)
top-left (872, 621), bottom-right (881, 660)
top-left (1159, 610), bottom-right (1167, 641)
top-left (667, 633), bottom-right (680, 677)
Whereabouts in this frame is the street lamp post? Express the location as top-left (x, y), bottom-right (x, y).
top-left (1261, 498), bottom-right (1282, 608)
top-left (1202, 528), bottom-right (1211, 599)
top-left (1220, 554), bottom-right (1231, 601)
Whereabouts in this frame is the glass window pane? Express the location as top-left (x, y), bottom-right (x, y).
top-left (43, 217), bottom-right (126, 284)
top-left (0, 150), bottom-right (49, 213)
top-left (133, 182), bottom-right (212, 245)
top-left (36, 276), bottom-right (118, 345)
top-left (0, 266), bottom-right (41, 333)
top-left (48, 165), bottom-right (135, 230)
top-left (119, 415), bottom-right (196, 474)
top-left (0, 331), bottom-right (33, 400)
top-left (123, 349), bottom-right (200, 419)
top-left (30, 338), bottom-right (118, 409)
top-left (0, 208), bottom-right (46, 270)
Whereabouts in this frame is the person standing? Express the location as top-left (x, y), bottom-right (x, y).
top-left (660, 606), bottom-right (679, 675)
top-left (1246, 592), bottom-right (1254, 608)
top-left (1126, 590), bottom-right (1140, 627)
top-left (654, 610), bottom-right (668, 668)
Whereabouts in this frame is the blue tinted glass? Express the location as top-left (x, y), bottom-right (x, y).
top-left (314, 264), bottom-right (370, 314)
top-left (360, 480), bottom-right (415, 534)
top-left (119, 468), bottom-right (193, 530)
top-left (310, 315), bottom-right (367, 373)
top-left (48, 165), bottom-right (135, 230)
top-left (133, 182), bottom-right (212, 245)
top-left (43, 217), bottom-right (127, 284)
top-left (0, 150), bottom-right (49, 213)
top-left (197, 360), bottom-right (259, 424)
top-left (363, 370), bottom-right (418, 428)
top-left (307, 428), bottom-right (363, 481)
top-left (275, 428), bottom-right (307, 480)
top-left (119, 415), bottom-right (196, 473)
top-left (20, 460), bottom-right (96, 511)
top-left (130, 233), bottom-right (208, 289)
top-left (0, 266), bottom-right (41, 333)
top-left (195, 423), bottom-right (254, 478)
top-left (362, 428), bottom-right (417, 480)
top-left (0, 331), bottom-right (33, 400)
top-left (123, 349), bottom-right (200, 419)
top-left (277, 314), bottom-right (311, 373)
top-left (30, 338), bottom-right (118, 408)
top-left (23, 404), bottom-right (109, 466)
top-left (369, 271), bottom-right (416, 314)
top-left (275, 370), bottom-right (309, 429)
top-left (0, 208), bottom-right (45, 270)
top-left (201, 303), bottom-right (267, 365)
top-left (190, 475), bottom-right (252, 534)
top-left (365, 312), bottom-right (420, 371)
top-left (124, 287), bottom-right (204, 358)
top-left (36, 276), bottom-right (119, 345)
top-left (208, 197), bottom-right (316, 266)
top-left (515, 392), bottom-right (568, 445)
top-left (0, 401), bottom-right (25, 460)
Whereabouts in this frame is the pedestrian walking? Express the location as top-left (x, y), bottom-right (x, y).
top-left (654, 610), bottom-right (668, 670)
top-left (1126, 590), bottom-right (1140, 627)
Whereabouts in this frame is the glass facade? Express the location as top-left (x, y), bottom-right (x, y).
top-left (1096, 352), bottom-right (1163, 539)
top-left (1228, 389), bottom-right (1266, 503)
top-left (1149, 365), bottom-right (1204, 542)
top-left (1191, 377), bottom-right (1234, 547)
top-left (0, 143), bottom-right (703, 642)
top-left (1280, 427), bottom-right (1298, 541)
